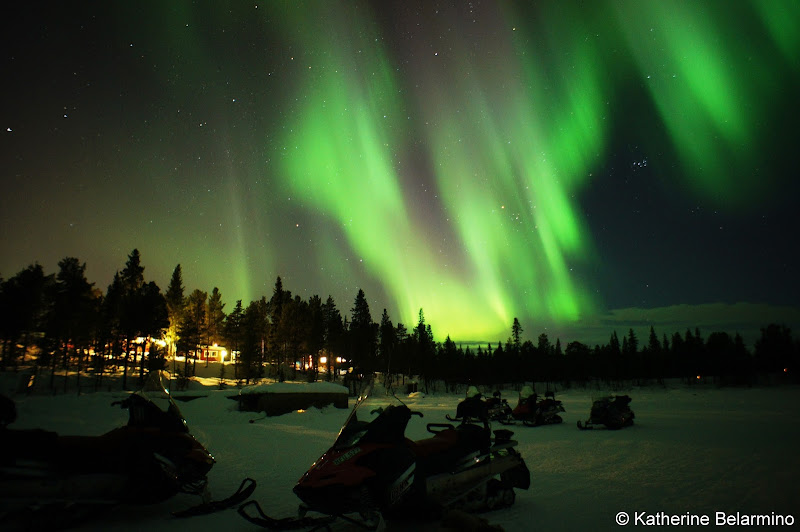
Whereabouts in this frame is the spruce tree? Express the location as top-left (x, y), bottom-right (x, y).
top-left (512, 318), bottom-right (523, 349)
top-left (165, 265), bottom-right (185, 366)
top-left (349, 289), bottom-right (375, 372)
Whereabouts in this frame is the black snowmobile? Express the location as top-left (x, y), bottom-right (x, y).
top-left (484, 391), bottom-right (515, 425)
top-left (577, 395), bottom-right (635, 430)
top-left (0, 371), bottom-right (255, 531)
top-left (447, 387), bottom-right (514, 425)
top-left (238, 380), bottom-right (530, 530)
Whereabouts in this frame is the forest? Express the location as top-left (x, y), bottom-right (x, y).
top-left (1, 249), bottom-right (798, 392)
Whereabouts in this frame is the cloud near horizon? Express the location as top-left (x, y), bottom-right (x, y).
top-left (563, 302), bottom-right (800, 349)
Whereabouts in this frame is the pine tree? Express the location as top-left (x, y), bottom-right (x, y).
top-left (394, 321), bottom-right (409, 380)
top-left (178, 289), bottom-right (207, 379)
top-left (207, 287), bottom-right (226, 347)
top-left (322, 296), bottom-right (344, 380)
top-left (349, 289), bottom-right (376, 372)
top-left (165, 265), bottom-right (185, 366)
top-left (224, 300), bottom-right (244, 378)
top-left (306, 295), bottom-right (325, 381)
top-left (278, 295), bottom-right (309, 380)
top-left (648, 326), bottom-right (661, 353)
top-left (625, 328), bottom-right (638, 356)
top-left (139, 281), bottom-right (168, 379)
top-left (511, 317), bottom-right (523, 350)
top-left (537, 333), bottom-right (551, 356)
top-left (240, 298), bottom-right (269, 383)
top-left (120, 249), bottom-right (144, 294)
top-left (269, 276), bottom-right (285, 324)
top-left (379, 309), bottom-right (396, 376)
top-left (268, 276), bottom-right (291, 373)
top-left (48, 258), bottom-right (97, 392)
top-left (100, 272), bottom-right (124, 377)
top-left (119, 249), bottom-right (146, 389)
top-left (609, 331), bottom-right (621, 357)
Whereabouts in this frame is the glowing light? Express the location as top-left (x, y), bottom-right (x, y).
top-left (254, 1), bottom-right (795, 341)
top-left (273, 1), bottom-right (602, 339)
top-left (614, 1), bottom-right (791, 209)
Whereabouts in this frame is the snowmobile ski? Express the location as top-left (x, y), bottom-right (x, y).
top-left (173, 477), bottom-right (257, 518)
top-left (522, 414), bottom-right (563, 427)
top-left (237, 500), bottom-right (337, 530)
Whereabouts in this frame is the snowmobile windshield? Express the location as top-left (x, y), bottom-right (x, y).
top-left (125, 371), bottom-right (189, 433)
top-left (332, 379), bottom-right (412, 450)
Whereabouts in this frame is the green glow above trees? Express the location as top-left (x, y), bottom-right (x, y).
top-left (266, 1), bottom-right (795, 340)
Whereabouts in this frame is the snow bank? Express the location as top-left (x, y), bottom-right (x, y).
top-left (239, 381), bottom-right (348, 395)
top-left (237, 381), bottom-right (349, 416)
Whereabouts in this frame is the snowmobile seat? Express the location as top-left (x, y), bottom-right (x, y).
top-left (614, 395), bottom-right (632, 406)
top-left (493, 429), bottom-right (514, 442)
top-left (409, 427), bottom-right (460, 458)
top-left (412, 424), bottom-right (491, 478)
top-left (455, 396), bottom-right (487, 421)
top-left (455, 422), bottom-right (491, 455)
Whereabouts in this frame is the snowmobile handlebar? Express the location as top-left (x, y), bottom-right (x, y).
top-left (426, 422), bottom-right (455, 434)
top-left (111, 396), bottom-right (139, 409)
top-left (369, 406), bottom-right (422, 417)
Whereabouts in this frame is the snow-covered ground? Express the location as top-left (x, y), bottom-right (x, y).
top-left (4, 374), bottom-right (800, 531)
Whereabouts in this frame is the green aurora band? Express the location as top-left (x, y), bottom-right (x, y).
top-left (266, 1), bottom-right (795, 340)
top-left (615, 1), bottom-right (799, 207)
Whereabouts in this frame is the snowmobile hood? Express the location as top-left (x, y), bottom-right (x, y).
top-left (332, 377), bottom-right (416, 450)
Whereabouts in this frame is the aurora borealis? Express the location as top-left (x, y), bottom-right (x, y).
top-left (2, 1), bottom-right (798, 346)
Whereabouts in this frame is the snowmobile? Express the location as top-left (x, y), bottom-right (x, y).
top-left (485, 391), bottom-right (515, 424)
top-left (0, 371), bottom-right (254, 531)
top-left (238, 381), bottom-right (530, 530)
top-left (577, 394), bottom-right (635, 430)
top-left (446, 387), bottom-right (514, 425)
top-left (507, 386), bottom-right (565, 427)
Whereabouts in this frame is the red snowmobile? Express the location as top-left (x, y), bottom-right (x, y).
top-left (239, 382), bottom-right (530, 529)
top-left (508, 386), bottom-right (565, 427)
top-left (0, 371), bottom-right (254, 531)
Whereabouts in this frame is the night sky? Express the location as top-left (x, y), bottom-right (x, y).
top-left (2, 1), bottom-right (799, 347)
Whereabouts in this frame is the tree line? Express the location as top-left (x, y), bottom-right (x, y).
top-left (1, 249), bottom-right (798, 391)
